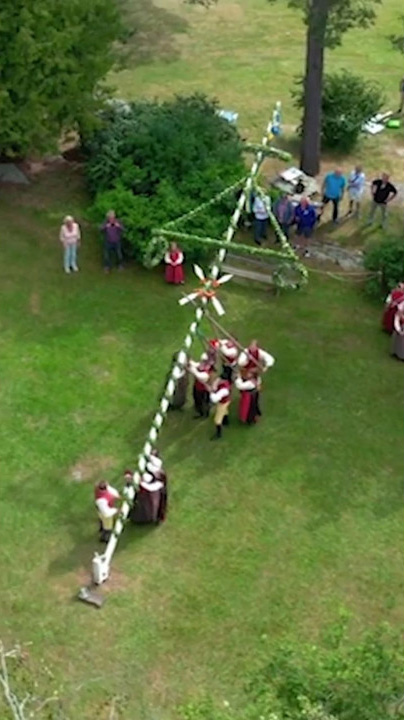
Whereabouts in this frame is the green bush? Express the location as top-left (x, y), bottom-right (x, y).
top-left (179, 620), bottom-right (404, 720)
top-left (84, 94), bottom-right (245, 265)
top-left (364, 237), bottom-right (404, 298)
top-left (293, 71), bottom-right (384, 152)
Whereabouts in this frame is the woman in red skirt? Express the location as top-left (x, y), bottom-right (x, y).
top-left (382, 282), bottom-right (404, 334)
top-left (164, 242), bottom-right (185, 285)
top-left (235, 373), bottom-right (262, 425)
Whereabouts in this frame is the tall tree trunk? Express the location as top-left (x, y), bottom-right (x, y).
top-left (300, 0), bottom-right (329, 177)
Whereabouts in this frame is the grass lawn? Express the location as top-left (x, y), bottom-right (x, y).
top-left (0, 166), bottom-right (403, 718)
top-left (0, 2), bottom-right (403, 716)
top-left (113, 0), bottom-right (404, 250)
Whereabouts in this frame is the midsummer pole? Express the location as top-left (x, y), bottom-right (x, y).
top-left (91, 114), bottom-right (275, 585)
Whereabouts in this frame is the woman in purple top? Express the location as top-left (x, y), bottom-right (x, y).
top-left (294, 198), bottom-right (317, 243)
top-left (101, 210), bottom-right (124, 273)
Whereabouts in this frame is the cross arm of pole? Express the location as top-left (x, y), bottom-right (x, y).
top-left (153, 229), bottom-right (296, 263)
top-left (243, 143), bottom-right (292, 162)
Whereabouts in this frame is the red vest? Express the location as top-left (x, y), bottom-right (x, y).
top-left (94, 487), bottom-right (117, 508)
top-left (170, 251), bottom-right (181, 264)
top-left (221, 340), bottom-right (237, 364)
top-left (195, 362), bottom-right (212, 392)
top-left (216, 379), bottom-right (231, 403)
top-left (246, 346), bottom-right (260, 371)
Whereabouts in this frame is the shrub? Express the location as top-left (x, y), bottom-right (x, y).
top-left (179, 620), bottom-right (404, 720)
top-left (363, 237), bottom-right (404, 298)
top-left (84, 94), bottom-right (246, 265)
top-left (293, 71), bottom-right (385, 152)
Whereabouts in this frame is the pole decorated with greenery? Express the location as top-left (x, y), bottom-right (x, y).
top-left (91, 113), bottom-right (280, 585)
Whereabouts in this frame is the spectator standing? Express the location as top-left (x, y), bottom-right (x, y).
top-left (347, 165), bottom-right (366, 217)
top-left (294, 198), bottom-right (317, 255)
top-left (273, 194), bottom-right (295, 240)
top-left (164, 242), bottom-right (185, 284)
top-left (398, 77), bottom-right (404, 114)
top-left (101, 210), bottom-right (124, 273)
top-left (60, 215), bottom-right (80, 274)
top-left (367, 173), bottom-right (397, 229)
top-left (392, 302), bottom-right (404, 361)
top-left (252, 194), bottom-right (269, 245)
top-left (321, 168), bottom-right (346, 224)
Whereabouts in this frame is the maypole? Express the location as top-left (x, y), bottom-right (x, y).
top-left (90, 113), bottom-right (277, 586)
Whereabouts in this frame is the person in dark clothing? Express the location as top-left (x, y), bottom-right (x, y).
top-left (273, 194), bottom-right (295, 240)
top-left (294, 198), bottom-right (317, 239)
top-left (188, 358), bottom-right (214, 418)
top-left (398, 77), bottom-right (404, 113)
top-left (367, 174), bottom-right (397, 229)
top-left (129, 458), bottom-right (168, 525)
top-left (100, 210), bottom-right (124, 272)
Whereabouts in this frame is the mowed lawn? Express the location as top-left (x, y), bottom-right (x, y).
top-left (115, 0), bottom-right (404, 180)
top-left (0, 167), bottom-right (402, 718)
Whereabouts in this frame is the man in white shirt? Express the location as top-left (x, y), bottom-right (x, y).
top-left (94, 481), bottom-right (120, 543)
top-left (252, 195), bottom-right (269, 246)
top-left (347, 165), bottom-right (366, 217)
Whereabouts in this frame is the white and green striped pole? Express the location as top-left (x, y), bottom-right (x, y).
top-left (91, 116), bottom-right (273, 585)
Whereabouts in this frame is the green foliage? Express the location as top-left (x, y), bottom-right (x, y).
top-left (0, 0), bottom-right (123, 156)
top-left (275, 0), bottom-right (381, 50)
top-left (364, 237), bottom-right (404, 298)
top-left (293, 70), bottom-right (384, 152)
top-left (180, 620), bottom-right (404, 720)
top-left (85, 94), bottom-right (245, 265)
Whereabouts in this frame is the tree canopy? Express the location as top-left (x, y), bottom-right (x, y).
top-left (180, 620), bottom-right (404, 720)
top-left (0, 0), bottom-right (122, 156)
top-left (85, 94), bottom-right (245, 265)
top-left (276, 0), bottom-right (381, 174)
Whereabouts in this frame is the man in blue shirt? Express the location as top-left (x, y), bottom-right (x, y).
top-left (321, 168), bottom-right (346, 224)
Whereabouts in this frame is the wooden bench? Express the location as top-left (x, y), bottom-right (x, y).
top-left (221, 262), bottom-right (274, 286)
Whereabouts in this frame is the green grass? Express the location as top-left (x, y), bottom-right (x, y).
top-left (112, 0), bottom-right (404, 248)
top-left (1, 2), bottom-right (404, 715)
top-left (0, 168), bottom-right (403, 718)
top-left (113, 0), bottom-right (404, 176)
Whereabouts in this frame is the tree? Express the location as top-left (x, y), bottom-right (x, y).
top-left (0, 0), bottom-right (122, 157)
top-left (293, 70), bottom-right (384, 152)
top-left (288, 0), bottom-right (381, 176)
top-left (85, 94), bottom-right (245, 264)
top-left (189, 0), bottom-right (380, 176)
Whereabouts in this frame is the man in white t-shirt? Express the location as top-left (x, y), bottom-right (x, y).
top-left (252, 195), bottom-right (269, 246)
top-left (347, 165), bottom-right (366, 218)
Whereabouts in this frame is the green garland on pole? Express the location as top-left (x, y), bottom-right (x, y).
top-left (243, 142), bottom-right (292, 162)
top-left (153, 228), bottom-right (296, 263)
top-left (164, 177), bottom-right (248, 231)
top-left (143, 236), bottom-right (169, 269)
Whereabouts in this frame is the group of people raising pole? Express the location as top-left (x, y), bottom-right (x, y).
top-left (186, 337), bottom-right (275, 440)
top-left (94, 451), bottom-right (168, 542)
top-left (382, 282), bottom-right (404, 361)
top-left (93, 336), bottom-right (275, 540)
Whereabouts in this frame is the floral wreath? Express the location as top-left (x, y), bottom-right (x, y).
top-left (272, 262), bottom-right (306, 291)
top-left (143, 236), bottom-right (169, 269)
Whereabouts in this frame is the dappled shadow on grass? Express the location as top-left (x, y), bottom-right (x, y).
top-left (118, 0), bottom-right (188, 68)
top-left (47, 516), bottom-right (156, 578)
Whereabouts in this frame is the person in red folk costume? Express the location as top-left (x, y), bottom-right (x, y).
top-left (94, 481), bottom-right (120, 543)
top-left (189, 357), bottom-right (215, 418)
top-left (238, 339), bottom-right (275, 378)
top-left (392, 302), bottom-right (404, 361)
top-left (130, 455), bottom-right (167, 525)
top-left (200, 339), bottom-right (220, 365)
top-left (209, 373), bottom-right (232, 440)
top-left (235, 372), bottom-right (262, 425)
top-left (218, 338), bottom-right (239, 383)
top-left (382, 282), bottom-right (404, 334)
top-left (164, 242), bottom-right (185, 285)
